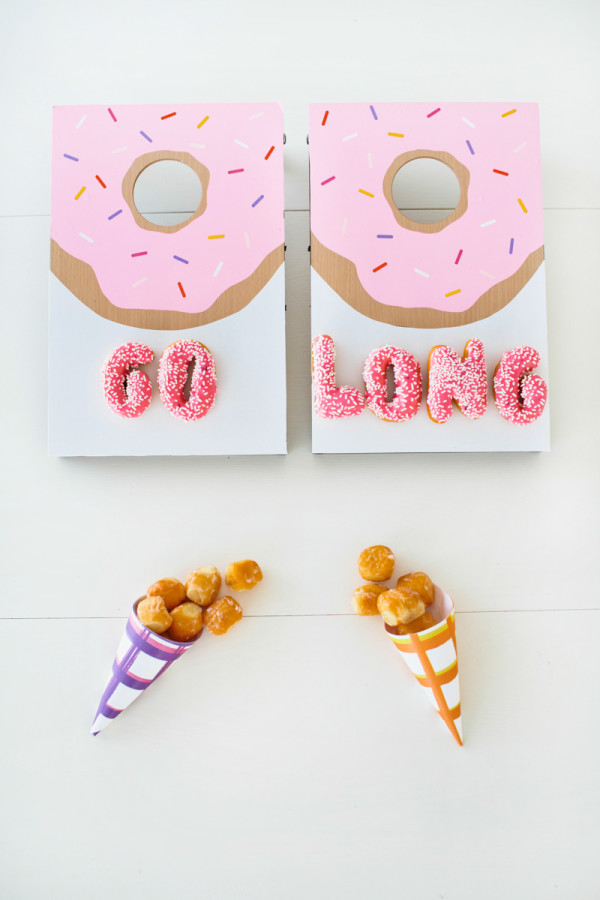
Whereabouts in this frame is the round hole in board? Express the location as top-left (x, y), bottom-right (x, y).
top-left (391, 157), bottom-right (461, 225)
top-left (133, 160), bottom-right (204, 226)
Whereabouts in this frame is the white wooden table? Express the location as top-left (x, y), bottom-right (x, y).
top-left (1, 1), bottom-right (599, 897)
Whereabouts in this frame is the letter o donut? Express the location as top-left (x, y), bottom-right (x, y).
top-left (363, 346), bottom-right (422, 422)
top-left (157, 339), bottom-right (217, 421)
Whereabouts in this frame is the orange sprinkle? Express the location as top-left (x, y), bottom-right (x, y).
top-left (445, 289), bottom-right (461, 297)
top-left (161, 112), bottom-right (176, 119)
top-left (321, 110), bottom-right (329, 126)
top-left (517, 198), bottom-right (528, 213)
top-left (178, 282), bottom-right (186, 298)
top-left (95, 175), bottom-right (107, 188)
top-left (264, 145), bottom-right (275, 160)
top-left (373, 262), bottom-right (388, 273)
top-left (493, 169), bottom-right (509, 176)
top-left (74, 186), bottom-right (86, 200)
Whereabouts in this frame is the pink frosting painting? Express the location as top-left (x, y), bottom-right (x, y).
top-left (51, 103), bottom-right (285, 329)
top-left (309, 102), bottom-right (544, 327)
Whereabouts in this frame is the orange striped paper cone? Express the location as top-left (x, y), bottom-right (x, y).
top-left (385, 585), bottom-right (463, 746)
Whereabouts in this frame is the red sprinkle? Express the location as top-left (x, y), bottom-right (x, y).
top-left (322, 110), bottom-right (329, 126)
top-left (373, 262), bottom-right (388, 273)
top-left (265, 145), bottom-right (275, 160)
top-left (178, 282), bottom-right (186, 298)
top-left (161, 112), bottom-right (177, 119)
top-left (95, 175), bottom-right (107, 188)
top-left (493, 169), bottom-right (509, 176)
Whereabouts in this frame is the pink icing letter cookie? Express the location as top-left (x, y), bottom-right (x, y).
top-left (157, 340), bottom-right (217, 421)
top-left (311, 334), bottom-right (365, 419)
top-left (363, 346), bottom-right (421, 422)
top-left (493, 346), bottom-right (547, 425)
top-left (427, 339), bottom-right (487, 423)
top-left (103, 342), bottom-right (154, 418)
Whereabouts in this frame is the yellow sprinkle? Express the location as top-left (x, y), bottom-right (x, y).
top-left (517, 198), bottom-right (528, 213)
top-left (197, 116), bottom-right (209, 129)
top-left (502, 109), bottom-right (517, 117)
top-left (387, 132), bottom-right (405, 137)
top-left (74, 186), bottom-right (86, 200)
top-left (445, 289), bottom-right (461, 297)
top-left (208, 234), bottom-right (225, 239)
top-left (358, 189), bottom-right (374, 197)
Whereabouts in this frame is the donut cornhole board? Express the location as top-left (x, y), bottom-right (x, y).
top-left (309, 102), bottom-right (549, 453)
top-left (49, 103), bottom-right (286, 456)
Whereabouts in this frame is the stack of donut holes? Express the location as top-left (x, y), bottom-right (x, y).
top-left (352, 545), bottom-right (436, 634)
top-left (136, 559), bottom-right (263, 643)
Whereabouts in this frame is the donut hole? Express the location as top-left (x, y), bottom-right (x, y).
top-left (133, 160), bottom-right (204, 226)
top-left (391, 158), bottom-right (461, 225)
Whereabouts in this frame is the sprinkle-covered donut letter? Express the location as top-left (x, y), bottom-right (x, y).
top-left (363, 346), bottom-right (421, 422)
top-left (427, 339), bottom-right (487, 423)
top-left (311, 335), bottom-right (365, 419)
top-left (103, 342), bottom-right (154, 418)
top-left (493, 346), bottom-right (547, 425)
top-left (158, 340), bottom-right (217, 421)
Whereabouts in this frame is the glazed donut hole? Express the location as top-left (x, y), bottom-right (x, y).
top-left (396, 572), bottom-right (435, 607)
top-left (185, 566), bottom-right (221, 607)
top-left (225, 560), bottom-right (263, 592)
top-left (137, 596), bottom-right (173, 634)
top-left (377, 588), bottom-right (425, 627)
top-left (204, 596), bottom-right (243, 635)
top-left (147, 577), bottom-right (187, 611)
top-left (357, 545), bottom-right (395, 582)
top-left (352, 583), bottom-right (388, 616)
top-left (167, 602), bottom-right (204, 643)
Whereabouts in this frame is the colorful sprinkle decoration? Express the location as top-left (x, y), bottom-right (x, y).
top-left (321, 176), bottom-right (336, 186)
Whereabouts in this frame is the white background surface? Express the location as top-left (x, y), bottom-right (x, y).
top-left (1, 1), bottom-right (599, 898)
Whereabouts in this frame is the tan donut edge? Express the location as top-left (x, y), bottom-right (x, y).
top-left (311, 233), bottom-right (545, 329)
top-left (50, 240), bottom-right (284, 330)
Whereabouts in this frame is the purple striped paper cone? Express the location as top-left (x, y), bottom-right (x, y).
top-left (385, 586), bottom-right (463, 746)
top-left (91, 598), bottom-right (201, 735)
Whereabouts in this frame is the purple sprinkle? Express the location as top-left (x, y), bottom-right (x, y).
top-left (377, 234), bottom-right (393, 239)
top-left (251, 194), bottom-right (264, 207)
top-left (108, 209), bottom-right (123, 220)
top-left (140, 131), bottom-right (152, 142)
top-left (509, 238), bottom-right (515, 254)
top-left (173, 255), bottom-right (189, 264)
top-left (369, 105), bottom-right (378, 120)
top-left (63, 153), bottom-right (79, 162)
top-left (466, 140), bottom-right (475, 155)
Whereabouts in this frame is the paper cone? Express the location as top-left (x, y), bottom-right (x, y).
top-left (91, 598), bottom-right (201, 735)
top-left (385, 586), bottom-right (463, 746)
